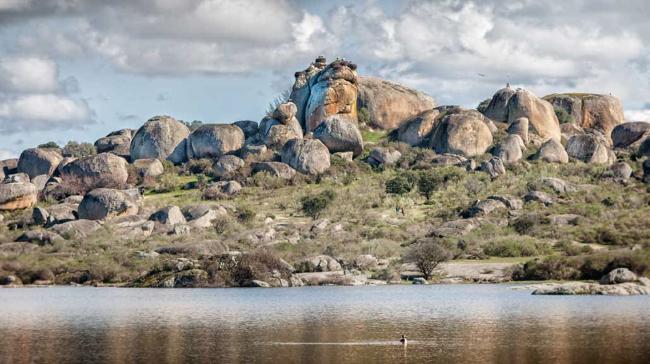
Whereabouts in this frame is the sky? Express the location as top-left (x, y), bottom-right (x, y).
top-left (0, 0), bottom-right (649, 159)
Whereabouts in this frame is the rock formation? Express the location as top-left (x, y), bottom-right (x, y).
top-left (130, 115), bottom-right (190, 164)
top-left (17, 148), bottom-right (63, 179)
top-left (281, 139), bottom-right (330, 175)
top-left (187, 124), bottom-right (244, 159)
top-left (544, 93), bottom-right (624, 139)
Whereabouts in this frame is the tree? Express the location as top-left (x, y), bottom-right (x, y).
top-left (62, 141), bottom-right (96, 158)
top-left (300, 190), bottom-right (336, 220)
top-left (385, 175), bottom-right (412, 195)
top-left (404, 239), bottom-right (452, 280)
top-left (38, 141), bottom-right (60, 149)
top-left (417, 170), bottom-right (438, 201)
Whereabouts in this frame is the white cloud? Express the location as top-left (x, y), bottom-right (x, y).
top-left (0, 94), bottom-right (91, 122)
top-left (0, 149), bottom-right (17, 160)
top-left (625, 110), bottom-right (650, 122)
top-left (0, 57), bottom-right (58, 93)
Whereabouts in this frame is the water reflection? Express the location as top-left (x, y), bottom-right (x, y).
top-left (0, 285), bottom-right (648, 363)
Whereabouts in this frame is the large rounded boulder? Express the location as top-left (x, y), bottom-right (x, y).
top-left (130, 115), bottom-right (190, 164)
top-left (17, 148), bottom-right (63, 179)
top-left (430, 109), bottom-right (493, 157)
top-left (494, 135), bottom-right (524, 164)
top-left (611, 121), bottom-right (650, 148)
top-left (533, 139), bottom-right (568, 163)
top-left (566, 134), bottom-right (611, 164)
top-left (507, 89), bottom-right (561, 142)
top-left (59, 153), bottom-right (129, 189)
top-left (544, 93), bottom-right (624, 138)
top-left (397, 108), bottom-right (441, 146)
top-left (95, 129), bottom-right (133, 160)
top-left (483, 85), bottom-right (517, 122)
top-left (78, 188), bottom-right (142, 220)
top-left (187, 124), bottom-right (244, 159)
top-left (357, 76), bottom-right (436, 130)
top-left (281, 139), bottom-right (331, 175)
top-left (0, 182), bottom-right (37, 211)
top-left (313, 116), bottom-right (364, 157)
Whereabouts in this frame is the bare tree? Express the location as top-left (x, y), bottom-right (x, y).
top-left (404, 239), bottom-right (452, 280)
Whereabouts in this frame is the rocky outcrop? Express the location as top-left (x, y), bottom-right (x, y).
top-left (531, 281), bottom-right (649, 295)
top-left (252, 162), bottom-right (296, 180)
top-left (397, 108), bottom-right (441, 146)
top-left (94, 129), bottom-right (133, 159)
top-left (544, 93), bottom-right (624, 138)
top-left (611, 121), bottom-right (650, 149)
top-left (313, 116), bottom-right (364, 157)
top-left (259, 108), bottom-right (304, 150)
top-left (480, 157), bottom-right (506, 178)
top-left (150, 205), bottom-right (186, 226)
top-left (0, 182), bottom-right (37, 211)
top-left (600, 268), bottom-right (639, 284)
top-left (483, 85), bottom-right (517, 122)
top-left (187, 124), bottom-right (244, 159)
top-left (507, 89), bottom-right (561, 142)
top-left (213, 155), bottom-right (245, 179)
top-left (60, 153), bottom-right (129, 189)
top-left (494, 135), bottom-right (524, 164)
top-left (77, 188), bottom-right (142, 220)
top-left (132, 158), bottom-right (164, 178)
top-left (130, 115), bottom-right (190, 164)
top-left (357, 76), bottom-right (436, 130)
top-left (523, 191), bottom-right (554, 206)
top-left (604, 162), bottom-right (633, 182)
top-left (533, 139), bottom-right (569, 164)
top-left (367, 147), bottom-right (401, 166)
top-left (17, 148), bottom-right (63, 179)
top-left (430, 109), bottom-right (493, 157)
top-left (50, 219), bottom-right (102, 239)
top-left (281, 139), bottom-right (330, 175)
top-left (182, 205), bottom-right (227, 229)
top-left (295, 255), bottom-right (342, 272)
top-left (566, 134), bottom-right (611, 164)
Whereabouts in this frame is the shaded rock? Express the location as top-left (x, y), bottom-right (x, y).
top-left (94, 129), bottom-right (133, 159)
top-left (507, 89), bottom-right (561, 141)
top-left (31, 174), bottom-right (49, 191)
top-left (545, 94), bottom-right (624, 139)
top-left (296, 255), bottom-right (342, 273)
top-left (487, 195), bottom-right (523, 210)
top-left (430, 109), bottom-right (493, 157)
top-left (0, 182), bottom-right (37, 211)
top-left (1, 158), bottom-right (18, 176)
top-left (604, 162), bottom-right (633, 182)
top-left (357, 76), bottom-right (436, 130)
top-left (533, 139), bottom-right (569, 163)
top-left (560, 123), bottom-right (584, 141)
top-left (33, 203), bottom-right (77, 226)
top-left (523, 191), bottom-right (554, 206)
top-left (182, 205), bottom-right (227, 229)
top-left (130, 115), bottom-right (190, 164)
top-left (480, 157), bottom-right (506, 178)
top-left (397, 108), bottom-right (441, 146)
top-left (281, 139), bottom-right (330, 175)
top-left (548, 214), bottom-right (581, 226)
top-left (429, 154), bottom-right (468, 167)
top-left (155, 241), bottom-right (228, 256)
top-left (252, 162), bottom-right (296, 180)
top-left (50, 219), bottom-right (101, 238)
top-left (188, 124), bottom-right (245, 159)
top-left (17, 148), bottom-right (63, 179)
top-left (0, 275), bottom-right (22, 286)
top-left (566, 134), bottom-right (610, 164)
top-left (611, 121), bottom-right (650, 148)
top-left (77, 188), bottom-right (141, 220)
top-left (507, 117), bottom-right (529, 144)
top-left (204, 181), bottom-right (242, 197)
top-left (643, 159), bottom-right (650, 183)
top-left (15, 230), bottom-right (62, 245)
top-left (60, 153), bottom-right (129, 189)
top-left (232, 120), bottom-right (259, 139)
top-left (213, 155), bottom-right (245, 178)
top-left (240, 144), bottom-right (269, 160)
top-left (32, 207), bottom-right (49, 225)
top-left (132, 159), bottom-right (164, 178)
top-left (272, 102), bottom-right (298, 123)
top-left (5, 173), bottom-right (29, 183)
top-left (483, 85), bottom-right (517, 122)
top-left (367, 147), bottom-right (401, 166)
top-left (412, 277), bottom-right (428, 285)
top-left (601, 268), bottom-right (638, 284)
top-left (150, 206), bottom-right (186, 226)
top-left (313, 116), bottom-right (364, 156)
top-left (494, 134), bottom-right (524, 164)
top-left (463, 199), bottom-right (506, 218)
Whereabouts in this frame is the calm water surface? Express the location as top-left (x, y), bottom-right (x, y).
top-left (0, 285), bottom-right (649, 363)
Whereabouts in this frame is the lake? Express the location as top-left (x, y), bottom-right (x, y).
top-left (0, 285), bottom-right (648, 363)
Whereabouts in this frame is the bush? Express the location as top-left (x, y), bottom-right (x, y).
top-left (62, 141), bottom-right (96, 158)
top-left (385, 175), bottom-right (412, 195)
top-left (483, 239), bottom-right (550, 257)
top-left (417, 170), bottom-right (439, 201)
top-left (403, 238), bottom-right (453, 280)
top-left (185, 158), bottom-right (213, 175)
top-left (300, 190), bottom-right (336, 220)
top-left (512, 214), bottom-right (546, 235)
top-left (38, 141), bottom-right (60, 149)
top-left (358, 107), bottom-right (371, 125)
top-left (237, 207), bottom-right (256, 224)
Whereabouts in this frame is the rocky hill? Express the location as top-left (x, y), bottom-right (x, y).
top-left (0, 57), bottom-right (649, 291)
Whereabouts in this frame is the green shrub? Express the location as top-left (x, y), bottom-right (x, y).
top-left (37, 141), bottom-right (60, 149)
top-left (385, 175), bottom-right (412, 195)
top-left (237, 207), bottom-right (256, 223)
top-left (483, 239), bottom-right (550, 257)
top-left (300, 190), bottom-right (336, 220)
top-left (186, 158), bottom-right (213, 175)
top-left (403, 238), bottom-right (453, 280)
top-left (417, 170), bottom-right (439, 201)
top-left (358, 107), bottom-right (371, 125)
top-left (62, 141), bottom-right (96, 158)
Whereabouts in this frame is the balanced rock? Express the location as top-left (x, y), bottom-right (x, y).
top-left (272, 102), bottom-right (298, 123)
top-left (281, 139), bottom-right (330, 175)
top-left (17, 148), bottom-right (63, 179)
top-left (0, 182), bottom-right (37, 211)
top-left (188, 124), bottom-right (244, 159)
top-left (507, 89), bottom-right (561, 141)
top-left (77, 188), bottom-right (141, 220)
top-left (533, 139), bottom-right (569, 163)
top-left (261, 117), bottom-right (303, 150)
top-left (313, 116), bottom-right (364, 157)
top-left (430, 109), bottom-right (493, 157)
top-left (132, 158), bottom-right (164, 178)
top-left (60, 153), bottom-right (129, 189)
top-left (94, 129), bottom-right (133, 159)
top-left (130, 115), bottom-right (190, 164)
top-left (357, 76), bottom-right (436, 130)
